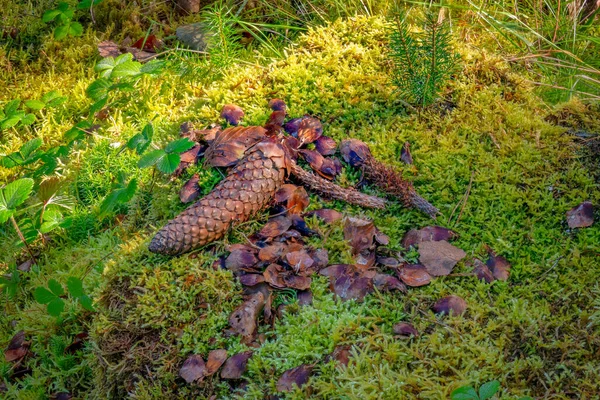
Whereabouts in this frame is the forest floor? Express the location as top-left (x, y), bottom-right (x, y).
top-left (1, 1), bottom-right (599, 399)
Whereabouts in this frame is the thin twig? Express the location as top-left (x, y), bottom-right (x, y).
top-left (10, 216), bottom-right (36, 265)
top-left (454, 172), bottom-right (474, 227)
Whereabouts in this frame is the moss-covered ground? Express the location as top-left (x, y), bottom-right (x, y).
top-left (1, 2), bottom-right (599, 399)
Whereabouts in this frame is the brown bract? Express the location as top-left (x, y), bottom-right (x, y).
top-left (259, 216), bottom-right (292, 238)
top-left (179, 354), bottom-right (206, 383)
top-left (402, 226), bottom-right (458, 248)
top-left (296, 117), bottom-right (323, 144)
top-left (220, 104), bottom-right (244, 125)
top-left (268, 98), bottom-right (287, 112)
top-left (276, 364), bottom-right (314, 392)
top-left (306, 208), bottom-right (344, 223)
top-left (204, 126), bottom-right (267, 167)
top-left (275, 184), bottom-right (310, 214)
top-left (400, 142), bottom-right (413, 165)
top-left (324, 345), bottom-right (352, 368)
top-left (473, 259), bottom-right (494, 283)
top-left (4, 331), bottom-right (29, 363)
top-left (339, 139), bottom-right (371, 167)
top-left (486, 251), bottom-right (511, 281)
top-left (566, 201), bottom-right (594, 228)
top-left (179, 174), bottom-right (201, 203)
top-left (373, 273), bottom-right (407, 292)
top-left (392, 322), bottom-right (419, 338)
top-left (418, 240), bottom-right (466, 276)
top-left (320, 264), bottom-right (374, 301)
top-left (206, 349), bottom-right (228, 375)
top-left (221, 351), bottom-right (253, 379)
top-left (397, 264), bottom-right (431, 287)
top-left (432, 295), bottom-right (467, 316)
top-left (225, 249), bottom-right (258, 273)
top-left (314, 136), bottom-right (337, 156)
top-left (344, 217), bottom-right (377, 256)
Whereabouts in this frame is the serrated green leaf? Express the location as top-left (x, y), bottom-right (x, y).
top-left (4, 99), bottom-right (20, 115)
top-left (140, 60), bottom-right (165, 75)
top-left (34, 286), bottom-right (56, 304)
top-left (1, 115), bottom-right (23, 130)
top-left (0, 265), bottom-right (20, 300)
top-left (79, 295), bottom-right (95, 311)
top-left (86, 78), bottom-right (110, 102)
top-left (111, 60), bottom-right (141, 78)
top-left (42, 9), bottom-right (61, 22)
top-left (20, 138), bottom-right (43, 159)
top-left (89, 97), bottom-right (107, 114)
top-left (115, 52), bottom-right (133, 64)
top-left (138, 149), bottom-right (165, 168)
top-left (165, 138), bottom-right (195, 154)
top-left (95, 57), bottom-right (116, 78)
top-left (1, 178), bottom-right (34, 210)
top-left (67, 277), bottom-right (85, 298)
top-left (117, 178), bottom-right (137, 202)
top-left (20, 113), bottom-right (36, 126)
top-left (41, 91), bottom-right (60, 103)
top-left (451, 385), bottom-right (479, 400)
top-left (48, 279), bottom-right (64, 297)
top-left (64, 121), bottom-right (92, 142)
top-left (47, 298), bottom-right (65, 317)
top-left (478, 380), bottom-right (500, 400)
top-left (40, 209), bottom-right (63, 233)
top-left (156, 153), bottom-right (181, 174)
top-left (69, 22), bottom-right (83, 36)
top-left (78, 0), bottom-right (103, 9)
top-left (45, 96), bottom-right (67, 108)
top-left (54, 24), bottom-right (69, 40)
top-left (57, 2), bottom-right (70, 12)
top-left (25, 100), bottom-right (46, 110)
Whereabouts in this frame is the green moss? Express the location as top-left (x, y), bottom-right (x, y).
top-left (1, 10), bottom-right (599, 400)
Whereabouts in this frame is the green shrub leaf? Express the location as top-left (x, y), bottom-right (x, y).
top-left (165, 138), bottom-right (195, 154)
top-left (25, 100), bottom-right (46, 110)
top-left (20, 113), bottom-right (36, 126)
top-left (67, 277), bottom-right (85, 298)
top-left (1, 178), bottom-right (34, 210)
top-left (86, 78), bottom-right (111, 102)
top-left (138, 149), bottom-right (164, 168)
top-left (34, 287), bottom-right (56, 304)
top-left (156, 153), bottom-right (181, 174)
top-left (451, 385), bottom-right (479, 400)
top-left (111, 60), bottom-right (141, 78)
top-left (1, 115), bottom-right (23, 130)
top-left (54, 24), bottom-right (69, 40)
top-left (478, 380), bottom-right (500, 400)
top-left (20, 138), bottom-right (43, 159)
top-left (69, 22), bottom-right (83, 36)
top-left (48, 279), bottom-right (64, 297)
top-left (47, 298), bottom-right (65, 317)
top-left (79, 295), bottom-right (95, 311)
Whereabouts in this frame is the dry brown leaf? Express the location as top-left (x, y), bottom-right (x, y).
top-left (179, 354), bottom-right (206, 383)
top-left (307, 208), bottom-right (344, 223)
top-left (314, 136), bottom-right (337, 156)
top-left (276, 364), bottom-right (314, 392)
top-left (221, 351), bottom-right (253, 379)
top-left (204, 126), bottom-right (266, 167)
top-left (206, 349), bottom-right (228, 376)
top-left (258, 243), bottom-right (287, 262)
top-left (221, 104), bottom-right (244, 126)
top-left (392, 322), bottom-right (418, 338)
top-left (486, 251), bottom-right (511, 281)
top-left (473, 259), bottom-right (494, 283)
top-left (418, 240), bottom-right (466, 276)
top-left (296, 117), bottom-right (323, 144)
top-left (259, 216), bottom-right (292, 238)
top-left (397, 264), bottom-right (431, 287)
top-left (566, 201), bottom-right (594, 228)
top-left (239, 274), bottom-right (266, 286)
top-left (344, 217), bottom-right (377, 256)
top-left (400, 142), bottom-right (413, 165)
top-left (4, 331), bottom-right (28, 362)
top-left (432, 295), bottom-right (467, 316)
top-left (268, 98), bottom-right (287, 112)
top-left (339, 139), bottom-right (371, 167)
top-left (179, 174), bottom-right (201, 203)
top-left (373, 273), bottom-right (406, 292)
top-left (402, 226), bottom-right (458, 248)
top-left (263, 264), bottom-right (286, 289)
top-left (225, 249), bottom-right (258, 273)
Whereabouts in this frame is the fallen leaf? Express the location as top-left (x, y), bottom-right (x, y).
top-left (344, 217), bottom-right (376, 256)
top-left (317, 157), bottom-right (340, 180)
top-left (376, 256), bottom-right (399, 268)
top-left (64, 332), bottom-right (88, 354)
top-left (486, 251), bottom-right (511, 281)
top-left (179, 174), bottom-right (201, 203)
top-left (239, 274), bottom-right (265, 286)
top-left (17, 259), bottom-right (34, 272)
top-left (299, 149), bottom-right (324, 172)
top-left (307, 209), bottom-right (344, 223)
top-left (309, 248), bottom-right (329, 270)
top-left (221, 351), bottom-right (253, 379)
top-left (259, 216), bottom-right (292, 238)
top-left (432, 295), bottom-right (467, 316)
top-left (290, 214), bottom-right (318, 236)
top-left (179, 354), bottom-right (206, 383)
top-left (267, 110), bottom-right (286, 127)
top-left (276, 364), bottom-right (314, 392)
top-left (274, 184), bottom-right (298, 203)
top-left (297, 290), bottom-right (312, 306)
top-left (205, 126), bottom-right (266, 167)
top-left (324, 345), bottom-right (352, 368)
top-left (229, 292), bottom-right (266, 340)
top-left (132, 35), bottom-right (163, 52)
top-left (268, 98), bottom-right (287, 112)
top-left (400, 142), bottom-right (413, 164)
top-left (287, 187), bottom-right (310, 214)
top-left (566, 201), bottom-right (594, 228)
top-left (397, 264), bottom-right (431, 287)
top-left (263, 264), bottom-right (286, 289)
top-left (473, 259), bottom-right (494, 283)
top-left (402, 226), bottom-right (458, 248)
top-left (314, 136), bottom-right (337, 156)
top-left (418, 240), bottom-right (466, 276)
top-left (258, 243), bottom-right (287, 262)
top-left (206, 349), bottom-right (228, 376)
top-left (221, 104), bottom-right (244, 126)
top-left (51, 392), bottom-right (72, 400)
top-left (332, 273), bottom-right (373, 302)
top-left (283, 275), bottom-right (312, 290)
top-left (4, 331), bottom-right (28, 362)
top-left (320, 264), bottom-right (351, 279)
top-left (225, 249), bottom-right (258, 273)
top-left (339, 139), bottom-right (371, 167)
top-left (97, 41), bottom-right (120, 58)
top-left (283, 117), bottom-right (305, 135)
top-left (392, 322), bottom-right (418, 338)
top-left (296, 117), bottom-right (323, 144)
top-left (373, 274), bottom-right (406, 292)
top-left (179, 144), bottom-right (203, 163)
top-left (285, 250), bottom-right (315, 274)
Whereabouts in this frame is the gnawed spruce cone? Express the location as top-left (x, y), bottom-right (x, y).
top-left (149, 140), bottom-right (289, 255)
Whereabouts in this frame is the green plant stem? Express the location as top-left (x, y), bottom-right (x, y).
top-left (10, 215), bottom-right (36, 265)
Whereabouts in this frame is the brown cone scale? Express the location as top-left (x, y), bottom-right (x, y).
top-left (149, 140), bottom-right (289, 255)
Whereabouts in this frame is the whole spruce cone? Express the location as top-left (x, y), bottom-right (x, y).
top-left (149, 140), bottom-right (290, 255)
